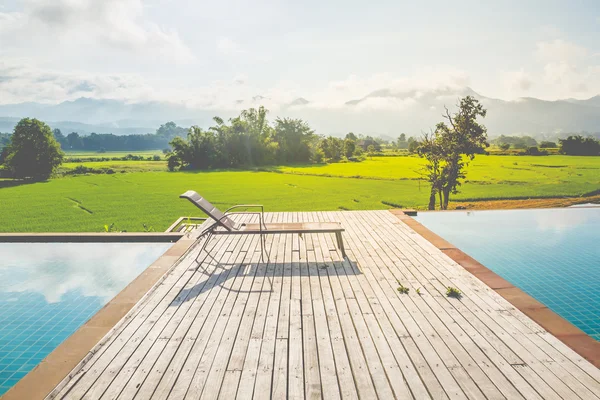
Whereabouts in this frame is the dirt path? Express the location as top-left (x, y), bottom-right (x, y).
top-left (450, 194), bottom-right (600, 210)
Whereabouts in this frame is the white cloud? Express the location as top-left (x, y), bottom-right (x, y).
top-left (217, 37), bottom-right (245, 56)
top-left (504, 69), bottom-right (533, 92)
top-left (529, 39), bottom-right (600, 98)
top-left (0, 0), bottom-right (194, 63)
top-left (0, 60), bottom-right (157, 104)
top-left (535, 39), bottom-right (588, 63)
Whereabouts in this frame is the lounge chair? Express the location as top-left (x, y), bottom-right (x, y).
top-left (180, 190), bottom-right (346, 260)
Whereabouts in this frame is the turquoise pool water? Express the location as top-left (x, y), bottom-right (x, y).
top-left (415, 208), bottom-right (600, 341)
top-left (0, 242), bottom-right (172, 395)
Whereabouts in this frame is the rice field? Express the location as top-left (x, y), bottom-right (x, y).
top-left (0, 154), bottom-right (598, 232)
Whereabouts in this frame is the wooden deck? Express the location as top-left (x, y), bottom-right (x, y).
top-left (49, 211), bottom-right (600, 399)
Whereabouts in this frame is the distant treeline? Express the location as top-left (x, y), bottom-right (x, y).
top-left (167, 107), bottom-right (392, 171)
top-left (50, 122), bottom-right (187, 152)
top-left (492, 134), bottom-right (600, 155)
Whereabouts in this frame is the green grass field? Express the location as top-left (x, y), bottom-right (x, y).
top-left (64, 150), bottom-right (164, 159)
top-left (1, 155), bottom-right (598, 232)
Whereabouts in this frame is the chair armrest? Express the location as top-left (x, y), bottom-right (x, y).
top-left (223, 204), bottom-right (264, 214)
top-left (223, 205), bottom-right (266, 229)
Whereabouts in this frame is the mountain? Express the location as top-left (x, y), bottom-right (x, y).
top-left (0, 90), bottom-right (599, 137)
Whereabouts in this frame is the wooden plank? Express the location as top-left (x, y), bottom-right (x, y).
top-left (252, 213), bottom-right (286, 399)
top-left (183, 229), bottom-right (262, 398)
top-left (347, 211), bottom-right (522, 400)
top-left (287, 230), bottom-right (305, 400)
top-left (145, 235), bottom-right (257, 399)
top-left (235, 217), bottom-right (280, 400)
top-left (312, 228), bottom-right (359, 399)
top-left (272, 215), bottom-right (294, 399)
top-left (298, 217), bottom-right (322, 400)
top-left (373, 210), bottom-right (599, 399)
top-left (164, 232), bottom-right (257, 398)
top-left (306, 233), bottom-right (341, 400)
top-left (329, 211), bottom-right (468, 400)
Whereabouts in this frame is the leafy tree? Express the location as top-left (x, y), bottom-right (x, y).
top-left (66, 132), bottom-right (82, 149)
top-left (319, 136), bottom-right (343, 161)
top-left (499, 143), bottom-right (510, 151)
top-left (3, 118), bottom-right (64, 180)
top-left (345, 132), bottom-right (357, 141)
top-left (417, 132), bottom-right (444, 210)
top-left (418, 96), bottom-right (488, 209)
top-left (156, 121), bottom-right (187, 140)
top-left (272, 117), bottom-right (314, 163)
top-left (343, 138), bottom-right (356, 158)
top-left (559, 135), bottom-right (600, 156)
top-left (367, 145), bottom-right (376, 159)
top-left (167, 107), bottom-right (319, 170)
top-left (407, 137), bottom-right (419, 153)
top-left (396, 133), bottom-right (408, 149)
top-left (539, 141), bottom-right (557, 148)
top-left (53, 128), bottom-right (67, 148)
top-left (524, 146), bottom-right (547, 156)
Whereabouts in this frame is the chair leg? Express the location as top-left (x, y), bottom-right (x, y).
top-left (195, 231), bottom-right (216, 268)
top-left (336, 232), bottom-right (347, 259)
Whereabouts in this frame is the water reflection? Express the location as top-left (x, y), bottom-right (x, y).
top-left (0, 243), bottom-right (171, 303)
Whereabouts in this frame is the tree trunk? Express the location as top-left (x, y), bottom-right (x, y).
top-left (442, 188), bottom-right (450, 210)
top-left (428, 188), bottom-right (436, 210)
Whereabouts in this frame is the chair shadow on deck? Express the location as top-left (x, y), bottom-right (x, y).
top-left (170, 248), bottom-right (360, 307)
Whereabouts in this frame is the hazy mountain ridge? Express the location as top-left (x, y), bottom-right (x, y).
top-left (1, 88), bottom-right (599, 137)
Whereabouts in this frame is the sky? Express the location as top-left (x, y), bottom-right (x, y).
top-left (0, 0), bottom-right (599, 108)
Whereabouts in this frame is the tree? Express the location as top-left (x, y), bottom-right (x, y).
top-left (499, 143), bottom-right (510, 151)
top-left (417, 132), bottom-right (444, 210)
top-left (156, 121), bottom-right (187, 140)
top-left (272, 117), bottom-right (314, 163)
top-left (367, 144), bottom-right (376, 159)
top-left (396, 133), bottom-right (408, 149)
top-left (3, 118), bottom-right (64, 180)
top-left (559, 135), bottom-right (600, 156)
top-left (417, 96), bottom-right (488, 210)
top-left (539, 141), bottom-right (557, 149)
top-left (407, 137), bottom-right (419, 153)
top-left (345, 132), bottom-right (357, 141)
top-left (53, 128), bottom-right (67, 148)
top-left (319, 136), bottom-right (343, 161)
top-left (343, 138), bottom-right (356, 158)
top-left (66, 132), bottom-right (82, 149)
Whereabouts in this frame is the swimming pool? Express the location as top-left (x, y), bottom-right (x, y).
top-left (415, 208), bottom-right (600, 341)
top-left (0, 242), bottom-right (172, 395)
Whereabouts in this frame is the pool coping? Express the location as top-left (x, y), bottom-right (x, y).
top-left (388, 209), bottom-right (600, 369)
top-left (0, 232), bottom-right (184, 242)
top-left (1, 235), bottom-right (198, 400)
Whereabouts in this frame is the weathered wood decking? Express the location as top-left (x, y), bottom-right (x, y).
top-left (49, 211), bottom-right (600, 399)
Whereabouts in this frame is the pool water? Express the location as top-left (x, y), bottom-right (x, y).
top-left (415, 208), bottom-right (600, 341)
top-left (0, 242), bottom-right (172, 395)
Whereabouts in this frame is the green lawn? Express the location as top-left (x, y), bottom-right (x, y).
top-left (1, 154), bottom-right (598, 232)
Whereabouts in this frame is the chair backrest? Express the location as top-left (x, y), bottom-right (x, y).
top-left (180, 190), bottom-right (238, 231)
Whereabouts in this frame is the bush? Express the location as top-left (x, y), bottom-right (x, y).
top-left (523, 146), bottom-right (548, 156)
top-left (152, 155), bottom-right (162, 161)
top-left (539, 141), bottom-right (557, 148)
